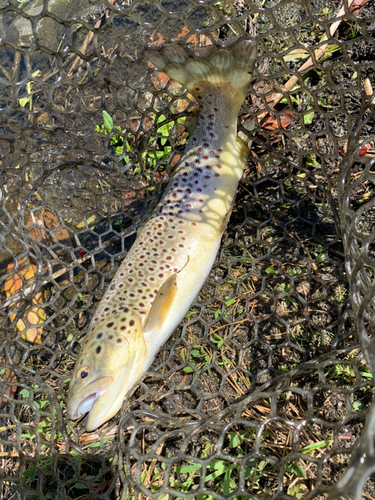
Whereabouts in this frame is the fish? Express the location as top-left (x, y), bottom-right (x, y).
top-left (67, 37), bottom-right (257, 432)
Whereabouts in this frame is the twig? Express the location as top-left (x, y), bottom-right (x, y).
top-left (258, 0), bottom-right (355, 120)
top-left (67, 0), bottom-right (117, 78)
top-left (143, 441), bottom-right (164, 488)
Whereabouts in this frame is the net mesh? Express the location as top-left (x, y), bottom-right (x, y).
top-left (0, 0), bottom-right (375, 498)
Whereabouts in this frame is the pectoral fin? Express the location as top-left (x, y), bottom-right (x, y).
top-left (185, 108), bottom-right (199, 134)
top-left (144, 274), bottom-right (178, 333)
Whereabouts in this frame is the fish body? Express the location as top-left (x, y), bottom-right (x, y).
top-left (67, 38), bottom-right (257, 431)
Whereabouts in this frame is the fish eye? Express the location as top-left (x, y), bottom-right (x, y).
top-left (77, 368), bottom-right (90, 381)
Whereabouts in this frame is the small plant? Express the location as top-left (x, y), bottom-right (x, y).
top-left (96, 110), bottom-right (181, 178)
top-left (314, 246), bottom-right (327, 260)
top-left (19, 71), bottom-right (41, 110)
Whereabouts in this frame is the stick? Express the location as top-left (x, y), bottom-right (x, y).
top-left (257, 0), bottom-right (355, 120)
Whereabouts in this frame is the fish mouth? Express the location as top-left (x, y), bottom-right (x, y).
top-left (67, 375), bottom-right (113, 420)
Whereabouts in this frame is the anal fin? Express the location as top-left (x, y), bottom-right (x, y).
top-left (144, 273), bottom-right (178, 333)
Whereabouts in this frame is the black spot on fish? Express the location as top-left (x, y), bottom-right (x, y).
top-left (97, 333), bottom-right (103, 339)
top-left (107, 322), bottom-right (114, 328)
top-left (129, 319), bottom-right (135, 326)
top-left (96, 346), bottom-right (101, 354)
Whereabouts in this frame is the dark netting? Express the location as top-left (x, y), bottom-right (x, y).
top-left (0, 0), bottom-right (374, 499)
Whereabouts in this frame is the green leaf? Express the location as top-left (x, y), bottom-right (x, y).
top-left (228, 431), bottom-right (243, 448)
top-left (265, 266), bottom-right (277, 274)
top-left (19, 97), bottom-right (30, 107)
top-left (300, 439), bottom-right (333, 455)
top-left (303, 107), bottom-right (314, 125)
top-left (175, 464), bottom-right (202, 474)
top-left (283, 48), bottom-right (310, 63)
top-left (102, 110), bottom-right (113, 133)
top-left (19, 389), bottom-right (30, 399)
top-left (286, 462), bottom-right (307, 477)
top-left (74, 483), bottom-right (88, 489)
top-left (305, 154), bottom-right (321, 167)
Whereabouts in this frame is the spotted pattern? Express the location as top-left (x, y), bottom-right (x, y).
top-left (73, 81), bottom-right (239, 370)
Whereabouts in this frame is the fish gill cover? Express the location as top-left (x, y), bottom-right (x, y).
top-left (0, 0), bottom-right (375, 499)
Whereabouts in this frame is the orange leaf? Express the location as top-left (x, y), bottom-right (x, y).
top-left (4, 258), bottom-right (45, 344)
top-left (261, 112), bottom-right (294, 131)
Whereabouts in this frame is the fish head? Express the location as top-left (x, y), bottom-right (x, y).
top-left (67, 310), bottom-right (147, 431)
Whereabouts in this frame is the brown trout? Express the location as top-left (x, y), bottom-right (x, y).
top-left (67, 38), bottom-right (257, 431)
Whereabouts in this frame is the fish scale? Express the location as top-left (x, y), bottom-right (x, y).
top-left (67, 38), bottom-right (257, 431)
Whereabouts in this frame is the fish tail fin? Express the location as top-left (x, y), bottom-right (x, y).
top-left (145, 38), bottom-right (257, 105)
